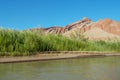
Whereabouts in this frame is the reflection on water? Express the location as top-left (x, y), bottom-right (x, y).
top-left (0, 56), bottom-right (120, 80)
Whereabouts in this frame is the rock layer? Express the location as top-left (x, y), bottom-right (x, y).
top-left (30, 18), bottom-right (120, 41)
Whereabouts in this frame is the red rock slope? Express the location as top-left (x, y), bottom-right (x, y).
top-left (30, 18), bottom-right (120, 40)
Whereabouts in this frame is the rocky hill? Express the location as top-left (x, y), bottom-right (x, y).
top-left (30, 18), bottom-right (120, 41)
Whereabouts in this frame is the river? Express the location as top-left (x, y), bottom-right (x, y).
top-left (0, 56), bottom-right (120, 80)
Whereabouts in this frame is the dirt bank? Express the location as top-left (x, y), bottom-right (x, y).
top-left (0, 51), bottom-right (120, 63)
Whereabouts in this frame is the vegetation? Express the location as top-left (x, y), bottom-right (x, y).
top-left (0, 28), bottom-right (120, 56)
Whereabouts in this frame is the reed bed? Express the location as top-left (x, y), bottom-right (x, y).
top-left (0, 29), bottom-right (120, 56)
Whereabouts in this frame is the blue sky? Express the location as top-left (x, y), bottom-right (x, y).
top-left (0, 0), bottom-right (120, 30)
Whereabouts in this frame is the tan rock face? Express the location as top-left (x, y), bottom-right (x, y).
top-left (84, 27), bottom-right (120, 41)
top-left (30, 18), bottom-right (120, 41)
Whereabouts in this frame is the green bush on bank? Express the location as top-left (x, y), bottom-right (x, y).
top-left (0, 29), bottom-right (120, 56)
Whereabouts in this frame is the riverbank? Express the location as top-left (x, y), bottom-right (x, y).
top-left (0, 51), bottom-right (120, 63)
top-left (1, 29), bottom-right (120, 56)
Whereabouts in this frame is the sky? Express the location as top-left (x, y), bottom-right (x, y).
top-left (0, 0), bottom-right (120, 30)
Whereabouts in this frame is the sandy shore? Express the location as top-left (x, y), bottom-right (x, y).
top-left (0, 51), bottom-right (120, 63)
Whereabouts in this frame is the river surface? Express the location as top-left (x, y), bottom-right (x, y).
top-left (0, 56), bottom-right (120, 80)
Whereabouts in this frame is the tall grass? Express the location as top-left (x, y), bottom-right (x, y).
top-left (0, 29), bottom-right (43, 56)
top-left (0, 28), bottom-right (120, 56)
